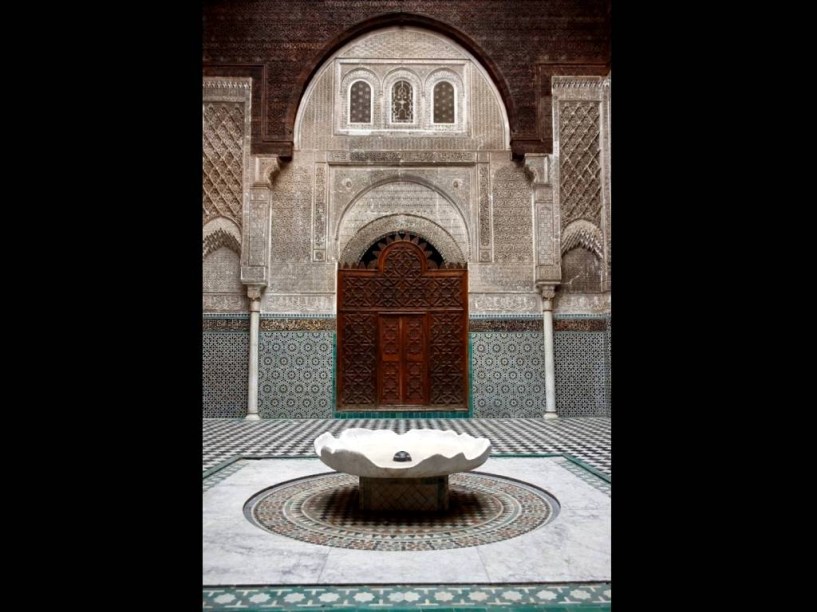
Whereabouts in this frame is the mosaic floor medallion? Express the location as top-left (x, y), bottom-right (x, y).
top-left (244, 471), bottom-right (559, 551)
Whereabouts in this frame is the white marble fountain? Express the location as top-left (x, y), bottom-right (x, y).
top-left (314, 428), bottom-right (491, 511)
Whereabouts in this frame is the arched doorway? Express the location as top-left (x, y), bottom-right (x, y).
top-left (337, 232), bottom-right (468, 412)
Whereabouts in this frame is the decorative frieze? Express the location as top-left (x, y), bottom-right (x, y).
top-left (469, 293), bottom-right (540, 315)
top-left (203, 318), bottom-right (250, 332)
top-left (553, 292), bottom-right (611, 315)
top-left (327, 150), bottom-right (476, 164)
top-left (259, 318), bottom-right (336, 331)
top-left (203, 294), bottom-right (250, 313)
top-left (470, 319), bottom-right (542, 332)
top-left (262, 294), bottom-right (335, 314)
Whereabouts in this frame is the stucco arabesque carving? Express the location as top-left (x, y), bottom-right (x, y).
top-left (334, 174), bottom-right (471, 262)
top-left (471, 294), bottom-right (540, 314)
top-left (551, 76), bottom-right (610, 92)
top-left (340, 214), bottom-right (466, 264)
top-left (203, 78), bottom-right (252, 92)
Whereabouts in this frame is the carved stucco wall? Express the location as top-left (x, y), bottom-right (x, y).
top-left (296, 27), bottom-right (507, 152)
top-left (552, 75), bottom-right (611, 315)
top-left (203, 77), bottom-right (252, 313)
top-left (262, 27), bottom-right (551, 317)
top-left (336, 180), bottom-right (469, 263)
top-left (258, 29), bottom-right (612, 320)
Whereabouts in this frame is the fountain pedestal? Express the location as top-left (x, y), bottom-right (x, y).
top-left (359, 475), bottom-right (449, 512)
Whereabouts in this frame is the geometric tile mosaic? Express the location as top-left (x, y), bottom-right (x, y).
top-left (203, 331), bottom-right (249, 418)
top-left (554, 330), bottom-right (609, 417)
top-left (202, 417), bottom-right (611, 477)
top-left (202, 582), bottom-right (611, 609)
top-left (202, 317), bottom-right (610, 419)
top-left (258, 331), bottom-right (334, 419)
top-left (605, 314), bottom-right (611, 417)
top-left (471, 332), bottom-right (548, 418)
top-left (202, 459), bottom-right (248, 493)
top-left (245, 470), bottom-right (557, 551)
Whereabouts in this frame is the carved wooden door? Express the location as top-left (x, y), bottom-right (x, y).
top-left (378, 314), bottom-right (427, 405)
top-left (337, 233), bottom-right (467, 412)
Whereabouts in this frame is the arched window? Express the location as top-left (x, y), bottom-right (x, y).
top-left (433, 81), bottom-right (455, 123)
top-left (391, 80), bottom-right (413, 122)
top-left (349, 80), bottom-right (372, 123)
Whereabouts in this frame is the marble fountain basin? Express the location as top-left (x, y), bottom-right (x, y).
top-left (314, 428), bottom-right (491, 478)
top-left (314, 429), bottom-right (491, 511)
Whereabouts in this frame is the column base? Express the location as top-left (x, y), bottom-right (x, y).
top-left (543, 412), bottom-right (559, 420)
top-left (244, 414), bottom-right (261, 421)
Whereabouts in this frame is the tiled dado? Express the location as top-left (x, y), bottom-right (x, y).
top-left (203, 314), bottom-right (609, 419)
top-left (471, 331), bottom-right (548, 418)
top-left (258, 329), bottom-right (335, 419)
top-left (203, 583), bottom-right (611, 609)
top-left (471, 316), bottom-right (610, 418)
top-left (203, 321), bottom-right (249, 418)
top-left (554, 317), bottom-right (610, 417)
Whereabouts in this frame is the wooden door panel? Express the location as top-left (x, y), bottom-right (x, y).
top-left (402, 315), bottom-right (427, 403)
top-left (379, 316), bottom-right (402, 404)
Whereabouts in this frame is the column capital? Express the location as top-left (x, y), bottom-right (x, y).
top-left (537, 282), bottom-right (557, 309)
top-left (246, 284), bottom-right (265, 311)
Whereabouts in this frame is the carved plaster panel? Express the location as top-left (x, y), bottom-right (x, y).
top-left (491, 163), bottom-right (533, 264)
top-left (267, 262), bottom-right (336, 294)
top-left (339, 215), bottom-right (466, 264)
top-left (203, 218), bottom-right (241, 258)
top-left (335, 179), bottom-right (470, 263)
top-left (270, 163), bottom-right (312, 263)
top-left (203, 293), bottom-right (250, 312)
top-left (295, 27), bottom-right (509, 150)
top-left (553, 292), bottom-right (611, 315)
top-left (469, 263), bottom-right (535, 293)
top-left (203, 77), bottom-right (252, 229)
top-left (553, 75), bottom-right (611, 291)
top-left (261, 294), bottom-right (335, 315)
top-left (469, 293), bottom-right (541, 315)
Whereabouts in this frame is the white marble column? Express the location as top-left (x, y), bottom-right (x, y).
top-left (245, 285), bottom-right (263, 420)
top-left (539, 284), bottom-right (558, 419)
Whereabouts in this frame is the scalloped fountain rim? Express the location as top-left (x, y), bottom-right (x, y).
top-left (314, 428), bottom-right (492, 478)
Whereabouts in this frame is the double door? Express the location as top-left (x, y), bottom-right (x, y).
top-left (378, 314), bottom-right (427, 405)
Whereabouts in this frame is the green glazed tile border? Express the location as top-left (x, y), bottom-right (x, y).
top-left (335, 410), bottom-right (471, 418)
top-left (202, 459), bottom-right (249, 492)
top-left (202, 583), bottom-right (611, 609)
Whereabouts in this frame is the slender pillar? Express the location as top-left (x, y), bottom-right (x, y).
top-left (538, 284), bottom-right (558, 419)
top-left (245, 285), bottom-right (263, 420)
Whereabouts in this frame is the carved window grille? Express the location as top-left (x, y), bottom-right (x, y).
top-left (349, 80), bottom-right (372, 124)
top-left (391, 80), bottom-right (413, 122)
top-left (433, 81), bottom-right (455, 124)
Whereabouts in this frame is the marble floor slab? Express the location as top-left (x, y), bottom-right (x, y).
top-left (203, 456), bottom-right (610, 586)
